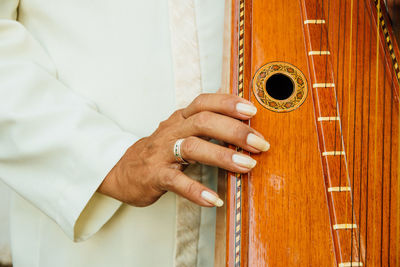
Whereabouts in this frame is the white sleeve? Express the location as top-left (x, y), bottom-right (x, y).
top-left (0, 1), bottom-right (138, 242)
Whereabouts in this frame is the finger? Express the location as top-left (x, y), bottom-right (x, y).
top-left (160, 169), bottom-right (224, 207)
top-left (181, 111), bottom-right (270, 153)
top-left (179, 136), bottom-right (256, 173)
top-left (182, 93), bottom-right (257, 120)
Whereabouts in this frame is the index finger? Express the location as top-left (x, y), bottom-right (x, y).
top-left (182, 93), bottom-right (257, 120)
top-left (160, 168), bottom-right (224, 208)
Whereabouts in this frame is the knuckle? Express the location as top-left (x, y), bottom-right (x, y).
top-left (192, 94), bottom-right (207, 111)
top-left (158, 109), bottom-right (184, 129)
top-left (158, 120), bottom-right (168, 129)
top-left (161, 172), bottom-right (176, 190)
top-left (232, 122), bottom-right (248, 139)
top-left (171, 109), bottom-right (184, 119)
top-left (215, 148), bottom-right (230, 163)
top-left (193, 111), bottom-right (211, 131)
top-left (181, 137), bottom-right (199, 158)
top-left (184, 180), bottom-right (198, 197)
top-left (219, 95), bottom-right (236, 112)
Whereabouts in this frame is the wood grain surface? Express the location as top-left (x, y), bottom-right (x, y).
top-left (225, 0), bottom-right (400, 266)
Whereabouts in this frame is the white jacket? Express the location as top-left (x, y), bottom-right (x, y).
top-left (0, 0), bottom-right (225, 266)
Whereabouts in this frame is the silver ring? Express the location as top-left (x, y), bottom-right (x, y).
top-left (173, 138), bottom-right (189, 165)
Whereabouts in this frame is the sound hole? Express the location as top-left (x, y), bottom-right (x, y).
top-left (265, 73), bottom-right (294, 100)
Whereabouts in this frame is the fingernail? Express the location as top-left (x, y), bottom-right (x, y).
top-left (236, 103), bottom-right (257, 116)
top-left (247, 133), bottom-right (270, 151)
top-left (201, 191), bottom-right (224, 207)
top-left (232, 154), bottom-right (257, 169)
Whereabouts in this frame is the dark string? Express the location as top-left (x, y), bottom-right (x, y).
top-left (318, 0), bottom-right (325, 57)
top-left (339, 0), bottom-right (348, 194)
top-left (351, 0), bottom-right (361, 262)
top-left (358, 3), bottom-right (368, 264)
top-left (324, 0), bottom-right (331, 104)
top-left (388, 68), bottom-right (394, 267)
top-left (316, 1), bottom-right (396, 265)
top-left (333, 0), bottom-right (343, 176)
top-left (365, 2), bottom-right (374, 263)
top-left (380, 14), bottom-right (388, 266)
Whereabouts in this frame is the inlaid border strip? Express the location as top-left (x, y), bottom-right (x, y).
top-left (374, 0), bottom-right (400, 86)
top-left (234, 174), bottom-right (242, 266)
top-left (235, 0), bottom-right (245, 266)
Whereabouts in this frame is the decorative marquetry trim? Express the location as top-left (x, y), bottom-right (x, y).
top-left (374, 0), bottom-right (400, 85)
top-left (252, 62), bottom-right (308, 112)
top-left (234, 0), bottom-right (245, 266)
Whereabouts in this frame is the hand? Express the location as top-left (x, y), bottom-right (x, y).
top-left (98, 94), bottom-right (269, 207)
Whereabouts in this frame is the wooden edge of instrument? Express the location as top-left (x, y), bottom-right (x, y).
top-left (226, 0), bottom-right (252, 266)
top-left (366, 0), bottom-right (400, 93)
top-left (226, 0), bottom-right (239, 264)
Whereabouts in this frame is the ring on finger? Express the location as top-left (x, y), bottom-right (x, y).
top-left (173, 138), bottom-right (190, 165)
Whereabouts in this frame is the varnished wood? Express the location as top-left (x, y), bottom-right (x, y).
top-left (387, 0), bottom-right (400, 42)
top-left (224, 0), bottom-right (400, 266)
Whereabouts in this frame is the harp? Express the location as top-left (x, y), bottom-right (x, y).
top-left (219, 0), bottom-right (400, 266)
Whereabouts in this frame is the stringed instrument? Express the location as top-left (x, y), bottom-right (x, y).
top-left (220, 0), bottom-right (400, 266)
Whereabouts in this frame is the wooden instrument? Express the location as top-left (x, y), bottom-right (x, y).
top-left (223, 0), bottom-right (400, 266)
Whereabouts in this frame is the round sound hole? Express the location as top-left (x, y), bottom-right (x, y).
top-left (265, 73), bottom-right (294, 100)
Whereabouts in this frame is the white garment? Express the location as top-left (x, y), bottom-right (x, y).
top-left (0, 181), bottom-right (11, 265)
top-left (0, 0), bottom-right (225, 266)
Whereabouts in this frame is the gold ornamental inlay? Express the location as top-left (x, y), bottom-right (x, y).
top-left (252, 62), bottom-right (308, 112)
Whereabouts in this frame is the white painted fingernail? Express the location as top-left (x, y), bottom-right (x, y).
top-left (236, 103), bottom-right (257, 116)
top-left (247, 133), bottom-right (270, 151)
top-left (232, 154), bottom-right (257, 169)
top-left (201, 191), bottom-right (224, 207)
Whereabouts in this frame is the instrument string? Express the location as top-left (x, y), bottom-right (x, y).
top-left (380, 19), bottom-right (388, 267)
top-left (344, 0), bottom-right (355, 257)
top-left (388, 58), bottom-right (394, 267)
top-left (346, 0), bottom-right (355, 185)
top-left (351, 0), bottom-right (361, 262)
top-left (365, 6), bottom-right (372, 262)
top-left (354, 2), bottom-right (381, 265)
top-left (365, 5), bottom-right (374, 263)
top-left (338, 0), bottom-right (348, 198)
top-left (397, 76), bottom-right (400, 267)
top-left (318, 0), bottom-right (325, 56)
top-left (358, 4), bottom-right (367, 265)
top-left (396, 8), bottom-right (400, 258)
top-left (373, 0), bottom-right (381, 263)
top-left (333, 0), bottom-right (343, 180)
top-left (324, 3), bottom-right (332, 203)
top-left (322, 2), bottom-right (331, 144)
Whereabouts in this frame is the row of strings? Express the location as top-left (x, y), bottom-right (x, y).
top-left (316, 0), bottom-right (399, 265)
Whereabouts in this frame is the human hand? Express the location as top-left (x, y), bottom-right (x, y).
top-left (98, 94), bottom-right (269, 207)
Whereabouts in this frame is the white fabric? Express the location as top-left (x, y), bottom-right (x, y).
top-left (168, 0), bottom-right (202, 109)
top-left (168, 1), bottom-right (204, 265)
top-left (0, 181), bottom-right (12, 265)
top-left (194, 0), bottom-right (225, 93)
top-left (0, 0), bottom-right (225, 266)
